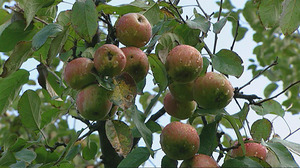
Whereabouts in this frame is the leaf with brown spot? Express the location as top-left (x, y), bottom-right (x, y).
top-left (111, 72), bottom-right (137, 110)
top-left (105, 120), bottom-right (133, 157)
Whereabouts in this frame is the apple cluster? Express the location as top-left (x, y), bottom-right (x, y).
top-left (163, 44), bottom-right (234, 120)
top-left (63, 13), bottom-right (152, 121)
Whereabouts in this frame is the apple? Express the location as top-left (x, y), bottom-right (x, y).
top-left (169, 81), bottom-right (194, 101)
top-left (94, 44), bottom-right (126, 77)
top-left (115, 13), bottom-right (152, 48)
top-left (121, 47), bottom-right (149, 83)
top-left (165, 45), bottom-right (203, 83)
top-left (76, 84), bottom-right (113, 121)
top-left (163, 92), bottom-right (196, 120)
top-left (193, 72), bottom-right (234, 109)
top-left (230, 139), bottom-right (268, 160)
top-left (180, 154), bottom-right (219, 168)
top-left (63, 57), bottom-right (96, 90)
top-left (160, 121), bottom-right (200, 160)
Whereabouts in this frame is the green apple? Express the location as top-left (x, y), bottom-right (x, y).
top-left (76, 84), bottom-right (113, 121)
top-left (165, 45), bottom-right (203, 83)
top-left (94, 44), bottom-right (126, 77)
top-left (169, 81), bottom-right (194, 101)
top-left (160, 121), bottom-right (200, 160)
top-left (121, 47), bottom-right (149, 83)
top-left (115, 13), bottom-right (152, 48)
top-left (63, 57), bottom-right (96, 90)
top-left (193, 72), bottom-right (234, 109)
top-left (163, 92), bottom-right (196, 120)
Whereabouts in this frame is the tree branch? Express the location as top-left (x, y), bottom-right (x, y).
top-left (254, 80), bottom-right (300, 105)
top-left (234, 89), bottom-right (262, 104)
top-left (238, 57), bottom-right (278, 91)
top-left (97, 120), bottom-right (123, 168)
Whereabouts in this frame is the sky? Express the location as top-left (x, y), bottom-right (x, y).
top-left (1, 0), bottom-right (299, 167)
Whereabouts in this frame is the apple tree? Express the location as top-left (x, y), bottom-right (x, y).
top-left (0, 0), bottom-right (300, 167)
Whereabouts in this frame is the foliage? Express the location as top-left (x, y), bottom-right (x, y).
top-left (0, 0), bottom-right (299, 167)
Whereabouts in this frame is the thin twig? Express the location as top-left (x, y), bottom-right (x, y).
top-left (255, 80), bottom-right (300, 105)
top-left (199, 38), bottom-right (214, 59)
top-left (231, 20), bottom-right (239, 51)
top-left (238, 57), bottom-right (278, 91)
top-left (234, 90), bottom-right (262, 104)
top-left (195, 0), bottom-right (209, 18)
top-left (169, 0), bottom-right (186, 24)
top-left (5, 5), bottom-right (49, 25)
top-left (45, 142), bottom-right (67, 152)
top-left (213, 0), bottom-right (223, 54)
top-left (284, 128), bottom-right (300, 140)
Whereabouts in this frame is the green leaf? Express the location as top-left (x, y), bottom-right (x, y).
top-left (222, 157), bottom-right (263, 168)
top-left (9, 138), bottom-right (27, 152)
top-left (144, 91), bottom-right (161, 116)
top-left (223, 115), bottom-right (245, 155)
top-left (41, 108), bottom-right (60, 129)
top-left (0, 151), bottom-right (16, 166)
top-left (267, 142), bottom-right (299, 167)
top-left (271, 137), bottom-right (300, 156)
top-left (186, 14), bottom-right (210, 33)
top-left (18, 90), bottom-right (41, 132)
top-left (132, 107), bottom-right (153, 155)
top-left (258, 0), bottom-right (282, 28)
top-left (212, 49), bottom-right (244, 78)
top-left (71, 0), bottom-right (98, 42)
top-left (173, 24), bottom-right (201, 46)
top-left (117, 147), bottom-right (150, 168)
top-left (264, 83), bottom-right (278, 98)
top-left (148, 54), bottom-right (168, 91)
top-left (32, 23), bottom-right (63, 51)
top-left (0, 9), bottom-right (11, 25)
top-left (105, 120), bottom-right (133, 157)
top-left (96, 4), bottom-right (144, 15)
top-left (0, 69), bottom-right (29, 115)
top-left (23, 0), bottom-right (48, 29)
top-left (15, 148), bottom-right (37, 163)
top-left (194, 108), bottom-right (226, 115)
top-left (199, 121), bottom-right (218, 156)
top-left (213, 17), bottom-right (227, 34)
top-left (250, 118), bottom-right (272, 141)
top-left (280, 0), bottom-right (300, 35)
top-left (232, 103), bottom-right (249, 128)
top-left (251, 100), bottom-right (285, 117)
top-left (161, 155), bottom-right (178, 168)
top-left (46, 26), bottom-right (69, 65)
top-left (155, 33), bottom-right (183, 64)
top-left (65, 145), bottom-right (81, 161)
top-left (55, 130), bottom-right (83, 165)
top-left (142, 3), bottom-right (160, 25)
top-left (0, 41), bottom-right (33, 77)
top-left (10, 161), bottom-right (26, 168)
top-left (0, 20), bottom-right (35, 52)
top-left (82, 141), bottom-right (98, 160)
top-left (232, 24), bottom-right (248, 41)
top-left (35, 147), bottom-right (59, 164)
